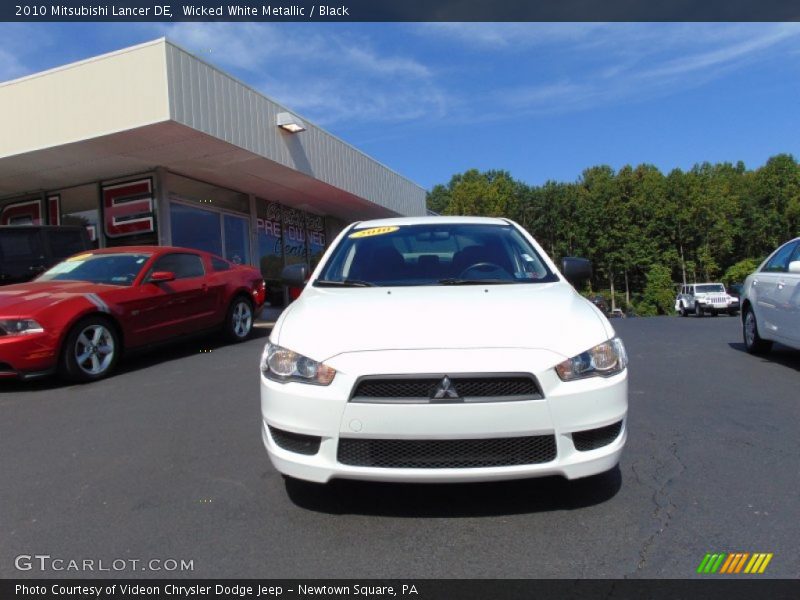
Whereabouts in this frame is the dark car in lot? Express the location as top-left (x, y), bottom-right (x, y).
top-left (0, 226), bottom-right (92, 285)
top-left (0, 246), bottom-right (265, 382)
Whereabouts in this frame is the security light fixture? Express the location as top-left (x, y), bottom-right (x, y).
top-left (276, 112), bottom-right (306, 133)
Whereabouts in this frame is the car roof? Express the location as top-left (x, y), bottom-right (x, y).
top-left (81, 246), bottom-right (208, 256)
top-left (351, 216), bottom-right (511, 229)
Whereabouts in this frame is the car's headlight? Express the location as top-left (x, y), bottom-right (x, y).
top-left (0, 319), bottom-right (44, 336)
top-left (555, 337), bottom-right (628, 381)
top-left (260, 342), bottom-right (336, 385)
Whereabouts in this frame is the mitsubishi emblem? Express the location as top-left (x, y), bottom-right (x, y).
top-left (431, 376), bottom-right (460, 400)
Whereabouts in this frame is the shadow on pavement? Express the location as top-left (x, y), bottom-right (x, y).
top-left (284, 466), bottom-right (622, 517)
top-left (728, 342), bottom-right (800, 371)
top-left (0, 327), bottom-right (270, 393)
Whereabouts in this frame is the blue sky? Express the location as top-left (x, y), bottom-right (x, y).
top-left (1, 22), bottom-right (799, 189)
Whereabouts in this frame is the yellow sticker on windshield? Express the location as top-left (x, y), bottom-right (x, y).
top-left (66, 253), bottom-right (92, 262)
top-left (349, 226), bottom-right (399, 239)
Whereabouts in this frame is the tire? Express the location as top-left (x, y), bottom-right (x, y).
top-left (224, 296), bottom-right (254, 342)
top-left (728, 308), bottom-right (739, 317)
top-left (743, 306), bottom-right (772, 355)
top-left (711, 310), bottom-right (719, 317)
top-left (60, 315), bottom-right (120, 382)
top-left (695, 303), bottom-right (703, 317)
top-left (680, 304), bottom-right (688, 317)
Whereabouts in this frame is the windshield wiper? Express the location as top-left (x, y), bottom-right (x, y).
top-left (315, 279), bottom-right (377, 287)
top-left (437, 278), bottom-right (515, 285)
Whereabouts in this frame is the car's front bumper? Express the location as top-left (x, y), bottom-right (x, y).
top-left (0, 331), bottom-right (59, 378)
top-left (260, 348), bottom-right (628, 484)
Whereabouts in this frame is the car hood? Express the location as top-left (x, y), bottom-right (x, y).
top-left (0, 280), bottom-right (119, 315)
top-left (273, 282), bottom-right (614, 362)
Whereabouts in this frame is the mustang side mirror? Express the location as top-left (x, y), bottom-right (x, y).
top-left (561, 257), bottom-right (592, 285)
top-left (148, 271), bottom-right (175, 283)
top-left (281, 264), bottom-right (309, 287)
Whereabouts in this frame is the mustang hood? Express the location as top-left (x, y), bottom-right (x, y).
top-left (274, 282), bottom-right (613, 362)
top-left (0, 281), bottom-right (117, 315)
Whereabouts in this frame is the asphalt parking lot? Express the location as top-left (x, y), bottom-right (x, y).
top-left (1, 315), bottom-right (798, 579)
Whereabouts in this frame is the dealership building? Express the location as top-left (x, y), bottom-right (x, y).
top-left (0, 39), bottom-right (426, 299)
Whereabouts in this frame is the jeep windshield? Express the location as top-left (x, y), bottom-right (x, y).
top-left (315, 223), bottom-right (559, 287)
top-left (696, 284), bottom-right (725, 294)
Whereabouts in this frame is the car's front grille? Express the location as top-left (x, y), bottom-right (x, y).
top-left (351, 374), bottom-right (542, 403)
top-left (268, 426), bottom-right (321, 456)
top-left (337, 435), bottom-right (556, 469)
top-left (572, 421), bottom-right (623, 451)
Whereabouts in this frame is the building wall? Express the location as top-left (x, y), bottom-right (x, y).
top-left (0, 41), bottom-right (170, 159)
top-left (164, 42), bottom-right (426, 217)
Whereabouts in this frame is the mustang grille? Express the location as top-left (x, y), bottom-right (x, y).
top-left (572, 421), bottom-right (623, 451)
top-left (337, 435), bottom-right (556, 469)
top-left (351, 375), bottom-right (542, 403)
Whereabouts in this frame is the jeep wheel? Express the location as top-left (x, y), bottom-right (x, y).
top-left (680, 304), bottom-right (688, 317)
top-left (743, 307), bottom-right (772, 355)
top-left (695, 303), bottom-right (703, 317)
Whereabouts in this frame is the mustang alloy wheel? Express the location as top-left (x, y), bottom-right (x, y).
top-left (61, 316), bottom-right (120, 382)
top-left (225, 297), bottom-right (254, 342)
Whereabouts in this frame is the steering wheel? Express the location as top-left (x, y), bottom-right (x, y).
top-left (458, 262), bottom-right (507, 278)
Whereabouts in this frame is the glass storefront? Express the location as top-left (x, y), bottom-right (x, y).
top-left (170, 203), bottom-right (224, 257)
top-left (1, 170), bottom-right (334, 306)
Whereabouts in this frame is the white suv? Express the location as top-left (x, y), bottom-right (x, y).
top-left (260, 216), bottom-right (627, 485)
top-left (675, 283), bottom-right (739, 317)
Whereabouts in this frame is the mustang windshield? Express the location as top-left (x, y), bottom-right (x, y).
top-left (316, 224), bottom-right (558, 287)
top-left (38, 253), bottom-right (152, 286)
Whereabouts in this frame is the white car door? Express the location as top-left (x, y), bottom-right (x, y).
top-left (772, 243), bottom-right (800, 345)
top-left (755, 241), bottom-right (799, 339)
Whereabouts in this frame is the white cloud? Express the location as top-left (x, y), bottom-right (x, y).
top-left (426, 23), bottom-right (800, 121)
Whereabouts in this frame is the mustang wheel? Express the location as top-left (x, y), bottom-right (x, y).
top-left (743, 306), bottom-right (772, 355)
top-left (225, 296), bottom-right (254, 342)
top-left (61, 316), bottom-right (120, 382)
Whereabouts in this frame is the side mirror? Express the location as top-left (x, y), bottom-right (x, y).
top-left (148, 271), bottom-right (175, 283)
top-left (789, 261), bottom-right (800, 274)
top-left (561, 257), bottom-right (592, 285)
top-left (281, 264), bottom-right (309, 287)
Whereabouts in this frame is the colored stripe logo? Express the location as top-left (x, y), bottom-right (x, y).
top-left (697, 552), bottom-right (773, 574)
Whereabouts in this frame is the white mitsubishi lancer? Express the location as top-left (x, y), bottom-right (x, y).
top-left (260, 216), bottom-right (628, 484)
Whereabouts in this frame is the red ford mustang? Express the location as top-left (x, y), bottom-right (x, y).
top-left (0, 246), bottom-right (265, 382)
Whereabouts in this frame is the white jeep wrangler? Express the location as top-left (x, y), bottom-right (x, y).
top-left (675, 283), bottom-right (739, 317)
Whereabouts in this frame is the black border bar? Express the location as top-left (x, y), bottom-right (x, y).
top-left (4, 0), bottom-right (800, 22)
top-left (3, 579), bottom-right (800, 600)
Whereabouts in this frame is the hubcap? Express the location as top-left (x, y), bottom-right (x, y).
top-left (75, 324), bottom-right (115, 375)
top-left (232, 302), bottom-right (252, 338)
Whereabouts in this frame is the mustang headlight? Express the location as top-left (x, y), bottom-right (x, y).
top-left (0, 319), bottom-right (44, 336)
top-left (555, 337), bottom-right (628, 381)
top-left (260, 342), bottom-right (336, 385)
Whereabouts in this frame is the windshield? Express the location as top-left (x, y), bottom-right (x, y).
top-left (696, 284), bottom-right (725, 294)
top-left (38, 253), bottom-right (152, 286)
top-left (315, 223), bottom-right (558, 287)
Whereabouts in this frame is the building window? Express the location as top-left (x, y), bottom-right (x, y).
top-left (306, 213), bottom-right (326, 270)
top-left (170, 203), bottom-right (223, 257)
top-left (282, 206), bottom-right (307, 267)
top-left (256, 200), bottom-right (283, 281)
top-left (57, 184), bottom-right (101, 248)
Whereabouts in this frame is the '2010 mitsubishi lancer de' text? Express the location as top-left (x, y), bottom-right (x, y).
top-left (260, 216), bottom-right (628, 484)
